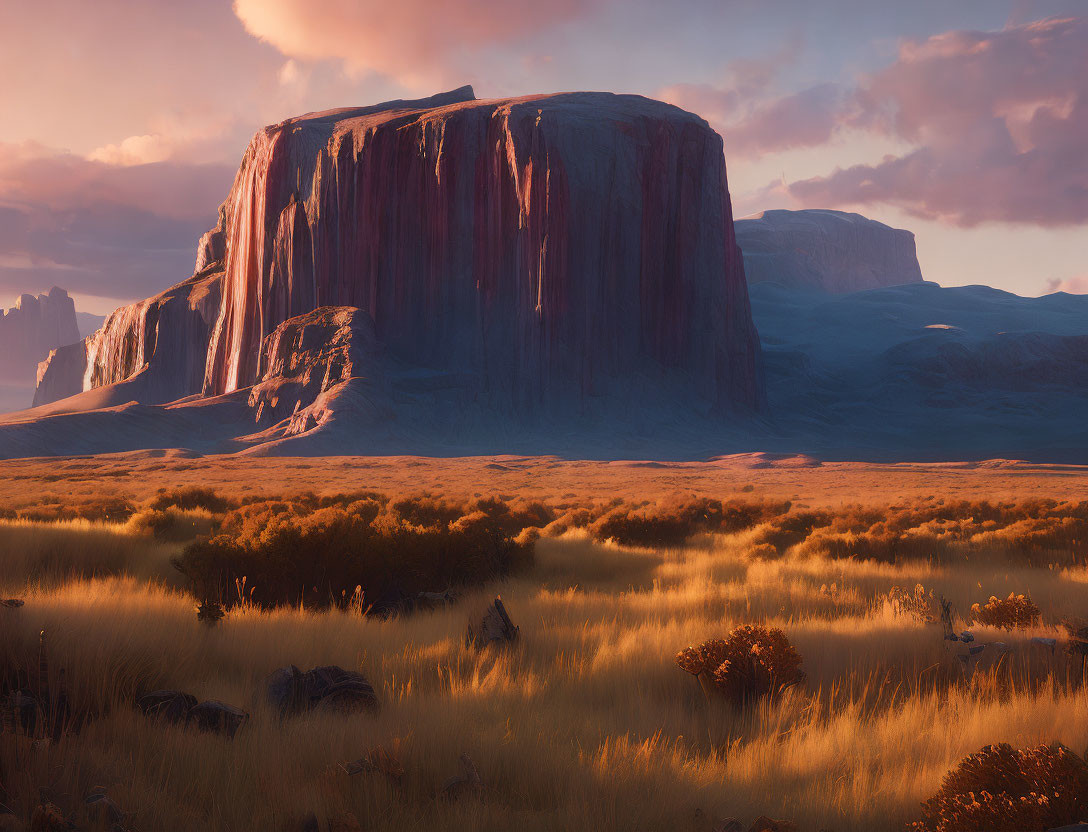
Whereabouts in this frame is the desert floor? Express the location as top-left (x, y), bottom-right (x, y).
top-left (1, 453), bottom-right (1087, 832)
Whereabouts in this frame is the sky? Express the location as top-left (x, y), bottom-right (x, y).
top-left (1, 0), bottom-right (1085, 315)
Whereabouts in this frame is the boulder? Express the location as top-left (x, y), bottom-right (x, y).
top-left (263, 665), bottom-right (379, 716)
top-left (137, 690), bottom-right (198, 723)
top-left (185, 699), bottom-right (249, 737)
top-left (468, 597), bottom-right (519, 646)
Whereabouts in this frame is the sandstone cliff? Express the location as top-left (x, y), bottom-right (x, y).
top-left (194, 85), bottom-right (763, 416)
top-left (0, 288), bottom-right (80, 379)
top-left (33, 268), bottom-right (223, 407)
top-left (735, 209), bottom-right (923, 293)
top-left (27, 85), bottom-right (765, 453)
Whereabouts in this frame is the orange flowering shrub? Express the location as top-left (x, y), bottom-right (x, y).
top-left (911, 743), bottom-right (1088, 832)
top-left (676, 625), bottom-right (804, 704)
top-left (970, 593), bottom-right (1041, 630)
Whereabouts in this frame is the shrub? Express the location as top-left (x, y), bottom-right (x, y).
top-left (970, 593), bottom-right (1041, 630)
top-left (910, 743), bottom-right (1088, 832)
top-left (172, 498), bottom-right (534, 609)
top-left (148, 487), bottom-right (234, 514)
top-left (127, 507), bottom-right (213, 542)
top-left (676, 625), bottom-right (804, 705)
top-left (880, 584), bottom-right (935, 622)
top-left (591, 498), bottom-right (790, 547)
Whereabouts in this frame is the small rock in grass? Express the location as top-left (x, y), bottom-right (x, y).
top-left (440, 753), bottom-right (483, 800)
top-left (340, 745), bottom-right (405, 784)
top-left (712, 819), bottom-right (744, 832)
top-left (749, 818), bottom-right (798, 832)
top-left (467, 597), bottom-right (519, 647)
top-left (137, 690), bottom-right (198, 723)
top-left (185, 699), bottom-right (249, 738)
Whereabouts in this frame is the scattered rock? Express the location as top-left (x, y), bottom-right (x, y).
top-left (440, 753), bottom-right (483, 800)
top-left (713, 819), bottom-right (744, 832)
top-left (468, 597), bottom-right (519, 647)
top-left (137, 690), bottom-right (198, 723)
top-left (341, 745), bottom-right (404, 784)
top-left (84, 788), bottom-right (127, 827)
top-left (28, 803), bottom-right (74, 832)
top-left (1, 599), bottom-right (24, 609)
top-left (185, 699), bottom-right (248, 738)
top-left (263, 665), bottom-right (379, 717)
top-left (263, 665), bottom-right (305, 715)
top-left (748, 818), bottom-right (798, 832)
top-left (416, 590), bottom-right (457, 609)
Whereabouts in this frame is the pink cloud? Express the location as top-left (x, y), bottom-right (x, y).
top-left (0, 143), bottom-right (233, 300)
top-left (232, 0), bottom-right (602, 86)
top-left (719, 84), bottom-right (844, 158)
top-left (1045, 275), bottom-right (1088, 294)
top-left (786, 17), bottom-right (1088, 226)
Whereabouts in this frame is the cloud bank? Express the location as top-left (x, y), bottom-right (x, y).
top-left (0, 144), bottom-right (232, 301)
top-left (786, 17), bottom-right (1088, 226)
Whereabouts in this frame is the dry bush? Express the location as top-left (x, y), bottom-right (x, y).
top-left (591, 498), bottom-right (790, 547)
top-left (4, 495), bottom-right (137, 523)
top-left (788, 499), bottom-right (1088, 565)
top-left (126, 507), bottom-right (214, 542)
top-left (676, 625), bottom-right (804, 705)
top-left (389, 495), bottom-right (463, 528)
top-left (879, 584), bottom-right (935, 622)
top-left (970, 593), bottom-right (1041, 630)
top-left (910, 743), bottom-right (1088, 832)
top-left (147, 486), bottom-right (236, 514)
top-left (172, 498), bottom-right (534, 609)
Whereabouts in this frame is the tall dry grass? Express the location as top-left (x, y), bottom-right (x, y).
top-left (2, 517), bottom-right (1088, 831)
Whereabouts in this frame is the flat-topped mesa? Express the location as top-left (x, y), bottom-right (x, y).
top-left (203, 85), bottom-right (764, 414)
top-left (735, 209), bottom-right (924, 293)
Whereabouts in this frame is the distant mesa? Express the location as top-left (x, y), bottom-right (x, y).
top-left (0, 287), bottom-right (79, 376)
top-left (20, 85), bottom-right (764, 457)
top-left (734, 209), bottom-right (924, 293)
top-left (0, 287), bottom-right (82, 412)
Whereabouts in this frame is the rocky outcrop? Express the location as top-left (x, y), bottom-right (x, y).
top-left (0, 287), bottom-right (80, 382)
top-left (248, 306), bottom-right (379, 428)
top-left (33, 341), bottom-right (88, 407)
top-left (33, 267), bottom-right (224, 407)
top-left (202, 85), bottom-right (763, 415)
top-left (735, 209), bottom-right (923, 293)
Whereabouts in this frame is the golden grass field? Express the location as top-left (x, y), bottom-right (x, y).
top-left (2, 454), bottom-right (1088, 832)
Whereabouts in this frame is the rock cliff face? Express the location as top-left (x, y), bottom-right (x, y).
top-left (34, 265), bottom-right (224, 407)
top-left (26, 85), bottom-right (766, 453)
top-left (200, 85), bottom-right (763, 415)
top-left (735, 209), bottom-right (923, 293)
top-left (248, 306), bottom-right (379, 430)
top-left (0, 287), bottom-right (80, 379)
